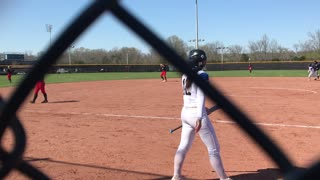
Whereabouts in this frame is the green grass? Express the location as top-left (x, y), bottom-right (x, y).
top-left (0, 70), bottom-right (308, 88)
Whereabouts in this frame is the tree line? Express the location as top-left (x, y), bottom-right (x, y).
top-left (24, 29), bottom-right (320, 65)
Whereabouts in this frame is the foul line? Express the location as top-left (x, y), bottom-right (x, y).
top-left (249, 87), bottom-right (317, 94)
top-left (26, 110), bottom-right (320, 129)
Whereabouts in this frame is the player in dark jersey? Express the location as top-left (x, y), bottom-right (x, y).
top-left (160, 64), bottom-right (168, 82)
top-left (30, 77), bottom-right (48, 104)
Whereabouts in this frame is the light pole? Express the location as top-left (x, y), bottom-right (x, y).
top-left (189, 39), bottom-right (205, 48)
top-left (216, 46), bottom-right (229, 70)
top-left (68, 45), bottom-right (74, 65)
top-left (45, 24), bottom-right (52, 46)
top-left (195, 0), bottom-right (199, 49)
top-left (126, 51), bottom-right (130, 65)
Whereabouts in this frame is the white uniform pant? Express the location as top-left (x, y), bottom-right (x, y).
top-left (173, 107), bottom-right (228, 179)
top-left (308, 70), bottom-right (317, 78)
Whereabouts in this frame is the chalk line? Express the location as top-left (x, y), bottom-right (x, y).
top-left (25, 110), bottom-right (320, 129)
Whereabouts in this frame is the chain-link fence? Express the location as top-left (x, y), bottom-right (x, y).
top-left (0, 1), bottom-right (319, 179)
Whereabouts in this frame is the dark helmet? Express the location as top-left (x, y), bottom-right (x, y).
top-left (187, 49), bottom-right (207, 72)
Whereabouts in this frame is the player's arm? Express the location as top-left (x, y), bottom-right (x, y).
top-left (195, 72), bottom-right (209, 133)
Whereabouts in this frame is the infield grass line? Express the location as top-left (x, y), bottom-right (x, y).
top-left (0, 70), bottom-right (311, 88)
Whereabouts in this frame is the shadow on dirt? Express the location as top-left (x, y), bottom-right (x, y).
top-left (24, 157), bottom-right (305, 180)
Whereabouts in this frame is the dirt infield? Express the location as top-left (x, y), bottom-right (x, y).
top-left (1, 77), bottom-right (319, 180)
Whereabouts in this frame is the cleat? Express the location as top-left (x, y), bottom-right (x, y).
top-left (171, 176), bottom-right (183, 180)
top-left (41, 100), bottom-right (48, 103)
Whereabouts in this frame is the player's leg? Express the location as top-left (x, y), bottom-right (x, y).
top-left (172, 108), bottom-right (196, 179)
top-left (160, 72), bottom-right (165, 81)
top-left (198, 116), bottom-right (229, 179)
top-left (41, 93), bottom-right (48, 103)
top-left (313, 71), bottom-right (318, 80)
top-left (172, 123), bottom-right (194, 179)
top-left (30, 93), bottom-right (38, 103)
top-left (7, 74), bottom-right (11, 83)
top-left (164, 72), bottom-right (167, 82)
top-left (40, 83), bottom-right (48, 103)
top-left (30, 83), bottom-right (40, 103)
top-left (308, 71), bottom-right (312, 81)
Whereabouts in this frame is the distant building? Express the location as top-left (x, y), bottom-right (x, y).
top-left (0, 52), bottom-right (25, 61)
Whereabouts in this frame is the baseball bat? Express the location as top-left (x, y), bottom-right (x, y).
top-left (169, 105), bottom-right (220, 134)
top-left (169, 125), bottom-right (182, 134)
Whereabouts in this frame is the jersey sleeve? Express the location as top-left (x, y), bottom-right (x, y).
top-left (199, 72), bottom-right (209, 81)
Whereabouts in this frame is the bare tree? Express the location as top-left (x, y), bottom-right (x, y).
top-left (150, 35), bottom-right (188, 65)
top-left (201, 42), bottom-right (223, 62)
top-left (119, 47), bottom-right (146, 64)
top-left (269, 39), bottom-right (280, 60)
top-left (260, 34), bottom-right (269, 60)
top-left (293, 43), bottom-right (299, 54)
top-left (166, 35), bottom-right (188, 60)
top-left (248, 41), bottom-right (260, 61)
top-left (31, 31), bottom-right (320, 64)
top-left (307, 29), bottom-right (320, 52)
top-left (299, 41), bottom-right (312, 52)
top-left (248, 34), bottom-right (278, 61)
top-left (277, 47), bottom-right (292, 61)
top-left (228, 45), bottom-right (244, 62)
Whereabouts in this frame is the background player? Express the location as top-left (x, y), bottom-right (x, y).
top-left (7, 66), bottom-right (13, 83)
top-left (171, 49), bottom-right (232, 180)
top-left (248, 63), bottom-right (253, 73)
top-left (160, 64), bottom-right (168, 82)
top-left (308, 63), bottom-right (317, 81)
top-left (30, 77), bottom-right (48, 103)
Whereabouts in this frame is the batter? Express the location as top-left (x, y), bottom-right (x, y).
top-left (172, 49), bottom-right (232, 180)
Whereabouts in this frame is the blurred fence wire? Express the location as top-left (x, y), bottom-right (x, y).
top-left (0, 0), bottom-right (318, 179)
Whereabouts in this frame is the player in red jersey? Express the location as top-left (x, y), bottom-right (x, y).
top-left (7, 66), bottom-right (13, 83)
top-left (160, 64), bottom-right (168, 82)
top-left (248, 63), bottom-right (252, 73)
top-left (30, 77), bottom-right (48, 104)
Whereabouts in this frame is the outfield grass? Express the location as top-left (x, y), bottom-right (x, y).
top-left (0, 70), bottom-right (308, 88)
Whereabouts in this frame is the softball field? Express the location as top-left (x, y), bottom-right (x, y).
top-left (0, 77), bottom-right (319, 180)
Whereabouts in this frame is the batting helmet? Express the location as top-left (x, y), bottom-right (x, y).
top-left (187, 49), bottom-right (207, 72)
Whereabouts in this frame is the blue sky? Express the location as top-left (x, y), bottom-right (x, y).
top-left (0, 0), bottom-right (319, 55)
